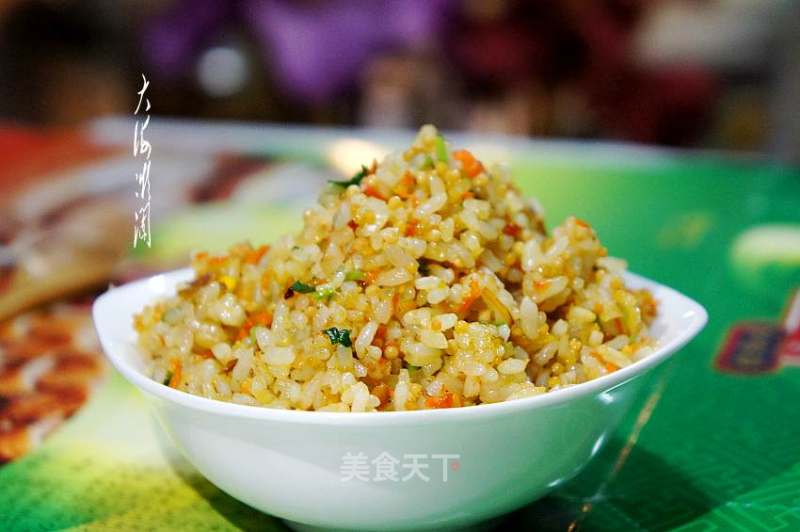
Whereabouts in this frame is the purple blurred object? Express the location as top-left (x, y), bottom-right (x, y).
top-left (142, 0), bottom-right (234, 79)
top-left (142, 0), bottom-right (451, 103)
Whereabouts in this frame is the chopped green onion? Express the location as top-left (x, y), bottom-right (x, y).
top-left (289, 281), bottom-right (315, 294)
top-left (405, 362), bottom-right (421, 376)
top-left (329, 165), bottom-right (369, 188)
top-left (422, 155), bottom-right (435, 169)
top-left (323, 327), bottom-right (352, 347)
top-left (345, 269), bottom-right (365, 282)
top-left (435, 135), bottom-right (448, 162)
top-left (162, 371), bottom-right (173, 385)
top-left (314, 286), bottom-right (335, 301)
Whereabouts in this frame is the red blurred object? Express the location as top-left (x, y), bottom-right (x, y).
top-left (448, 0), bottom-right (716, 145)
top-left (0, 126), bottom-right (114, 201)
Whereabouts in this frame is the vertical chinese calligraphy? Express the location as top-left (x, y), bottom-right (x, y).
top-left (133, 74), bottom-right (152, 248)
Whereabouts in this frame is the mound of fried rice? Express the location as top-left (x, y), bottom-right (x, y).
top-left (134, 125), bottom-right (657, 412)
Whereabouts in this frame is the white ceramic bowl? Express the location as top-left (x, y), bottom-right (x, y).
top-left (93, 269), bottom-right (706, 531)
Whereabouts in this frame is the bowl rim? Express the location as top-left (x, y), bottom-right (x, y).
top-left (93, 268), bottom-right (707, 426)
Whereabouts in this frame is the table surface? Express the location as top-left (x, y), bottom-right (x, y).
top-left (1, 119), bottom-right (799, 531)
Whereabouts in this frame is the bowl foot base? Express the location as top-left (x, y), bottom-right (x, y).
top-left (282, 516), bottom-right (503, 532)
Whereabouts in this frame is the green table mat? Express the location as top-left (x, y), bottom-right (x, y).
top-left (2, 128), bottom-right (799, 531)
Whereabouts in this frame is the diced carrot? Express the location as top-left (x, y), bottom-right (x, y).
top-left (461, 191), bottom-right (474, 200)
top-left (238, 311), bottom-right (271, 340)
top-left (372, 324), bottom-right (387, 348)
top-left (502, 223), bottom-right (521, 237)
top-left (168, 359), bottom-right (182, 388)
top-left (244, 245), bottom-right (269, 264)
top-left (457, 279), bottom-right (482, 315)
top-left (605, 362), bottom-right (617, 373)
top-left (458, 297), bottom-right (477, 315)
top-left (405, 219), bottom-right (418, 237)
top-left (238, 321), bottom-right (252, 340)
top-left (250, 311), bottom-right (273, 327)
top-left (363, 183), bottom-right (386, 200)
top-left (261, 271), bottom-right (271, 291)
top-left (364, 270), bottom-right (378, 285)
top-left (575, 218), bottom-right (590, 229)
top-left (453, 149), bottom-right (483, 178)
top-left (372, 383), bottom-right (390, 406)
top-left (426, 391), bottom-right (455, 409)
top-left (208, 255), bottom-right (227, 266)
top-left (394, 171), bottom-right (415, 198)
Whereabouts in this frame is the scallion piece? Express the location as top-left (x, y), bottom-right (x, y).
top-left (435, 135), bottom-right (448, 162)
top-left (314, 286), bottom-right (335, 301)
top-left (345, 270), bottom-right (364, 282)
top-left (405, 363), bottom-right (421, 376)
top-left (323, 327), bottom-right (352, 347)
top-left (329, 165), bottom-right (369, 188)
top-left (289, 281), bottom-right (315, 294)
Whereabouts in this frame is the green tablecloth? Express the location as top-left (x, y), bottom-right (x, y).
top-left (2, 123), bottom-right (799, 531)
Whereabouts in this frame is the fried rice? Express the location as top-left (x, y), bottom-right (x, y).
top-left (134, 125), bottom-right (657, 412)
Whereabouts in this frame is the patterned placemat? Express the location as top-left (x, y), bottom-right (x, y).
top-left (1, 123), bottom-right (799, 531)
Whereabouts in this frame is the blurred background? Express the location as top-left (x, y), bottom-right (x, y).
top-left (2, 2), bottom-right (800, 529)
top-left (0, 0), bottom-right (798, 161)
